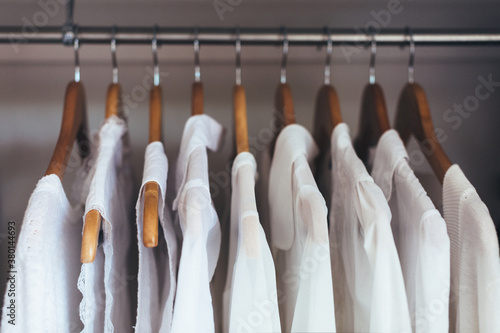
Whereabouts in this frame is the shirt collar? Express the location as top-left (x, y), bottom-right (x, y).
top-left (331, 123), bottom-right (374, 189)
top-left (371, 129), bottom-right (409, 200)
top-left (269, 124), bottom-right (319, 250)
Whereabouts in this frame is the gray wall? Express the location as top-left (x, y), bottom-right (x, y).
top-left (1, 0), bottom-right (500, 306)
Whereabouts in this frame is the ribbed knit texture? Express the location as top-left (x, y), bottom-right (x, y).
top-left (443, 164), bottom-right (500, 333)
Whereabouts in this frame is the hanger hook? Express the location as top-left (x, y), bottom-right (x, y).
top-left (235, 27), bottom-right (242, 85)
top-left (324, 27), bottom-right (333, 85)
top-left (369, 32), bottom-right (376, 84)
top-left (111, 25), bottom-right (118, 84)
top-left (407, 27), bottom-right (415, 84)
top-left (74, 25), bottom-right (80, 83)
top-left (280, 27), bottom-right (289, 84)
top-left (194, 26), bottom-right (200, 82)
top-left (152, 25), bottom-right (160, 87)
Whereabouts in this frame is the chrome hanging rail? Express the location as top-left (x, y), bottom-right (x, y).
top-left (1, 26), bottom-right (500, 46)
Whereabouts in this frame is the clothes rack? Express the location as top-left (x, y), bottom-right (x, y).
top-left (1, 26), bottom-right (500, 46)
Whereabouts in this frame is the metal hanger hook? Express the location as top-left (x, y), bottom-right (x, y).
top-left (324, 27), bottom-right (333, 85)
top-left (111, 25), bottom-right (118, 84)
top-left (369, 32), bottom-right (376, 84)
top-left (74, 25), bottom-right (80, 83)
top-left (235, 27), bottom-right (242, 85)
top-left (194, 26), bottom-right (200, 82)
top-left (407, 28), bottom-right (416, 84)
top-left (152, 25), bottom-right (160, 86)
top-left (280, 28), bottom-right (289, 84)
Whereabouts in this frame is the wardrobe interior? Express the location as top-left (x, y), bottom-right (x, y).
top-left (1, 0), bottom-right (500, 304)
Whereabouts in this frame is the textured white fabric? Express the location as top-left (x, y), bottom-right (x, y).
top-left (135, 141), bottom-right (178, 333)
top-left (268, 124), bottom-right (336, 333)
top-left (372, 130), bottom-right (450, 333)
top-left (79, 115), bottom-right (136, 333)
top-left (171, 114), bottom-right (224, 333)
top-left (223, 152), bottom-right (281, 333)
top-left (1, 175), bottom-right (84, 332)
top-left (330, 123), bottom-right (412, 333)
top-left (443, 164), bottom-right (500, 333)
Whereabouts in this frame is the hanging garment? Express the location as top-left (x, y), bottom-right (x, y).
top-left (134, 141), bottom-right (178, 333)
top-left (268, 124), bottom-right (336, 333)
top-left (170, 114), bottom-right (223, 333)
top-left (329, 123), bottom-right (412, 333)
top-left (443, 164), bottom-right (500, 333)
top-left (223, 152), bottom-right (281, 333)
top-left (0, 174), bottom-right (86, 332)
top-left (371, 129), bottom-right (450, 333)
top-left (79, 115), bottom-right (136, 333)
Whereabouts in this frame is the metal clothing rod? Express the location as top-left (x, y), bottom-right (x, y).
top-left (1, 26), bottom-right (500, 46)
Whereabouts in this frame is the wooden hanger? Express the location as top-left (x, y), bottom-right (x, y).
top-left (104, 83), bottom-right (123, 118)
top-left (353, 83), bottom-right (390, 163)
top-left (234, 36), bottom-right (249, 153)
top-left (353, 36), bottom-right (390, 164)
top-left (46, 33), bottom-right (90, 180)
top-left (271, 33), bottom-right (295, 153)
top-left (45, 80), bottom-right (90, 180)
top-left (395, 32), bottom-right (451, 184)
top-left (395, 83), bottom-right (451, 184)
top-left (234, 85), bottom-right (249, 153)
top-left (191, 82), bottom-right (204, 115)
top-left (81, 83), bottom-right (123, 263)
top-left (275, 83), bottom-right (295, 127)
top-left (313, 34), bottom-right (342, 152)
top-left (271, 83), bottom-right (295, 157)
top-left (81, 32), bottom-right (123, 263)
top-left (143, 33), bottom-right (162, 248)
top-left (313, 85), bottom-right (342, 151)
top-left (142, 85), bottom-right (162, 247)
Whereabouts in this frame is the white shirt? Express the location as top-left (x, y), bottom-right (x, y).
top-left (171, 114), bottom-right (224, 333)
top-left (330, 123), bottom-right (412, 333)
top-left (443, 164), bottom-right (500, 333)
top-left (268, 124), bottom-right (336, 333)
top-left (372, 130), bottom-right (450, 333)
top-left (135, 141), bottom-right (178, 333)
top-left (223, 152), bottom-right (281, 333)
top-left (1, 175), bottom-right (84, 332)
top-left (79, 115), bottom-right (136, 333)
